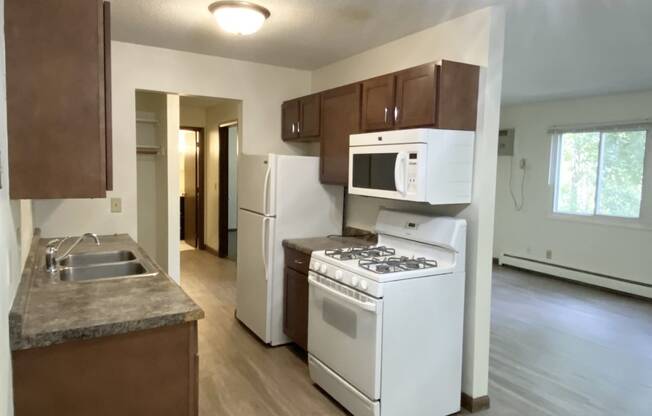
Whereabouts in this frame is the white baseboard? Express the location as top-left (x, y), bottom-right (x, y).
top-left (498, 253), bottom-right (652, 299)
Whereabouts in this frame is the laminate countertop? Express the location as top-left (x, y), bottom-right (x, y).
top-left (9, 233), bottom-right (204, 351)
top-left (282, 235), bottom-right (376, 256)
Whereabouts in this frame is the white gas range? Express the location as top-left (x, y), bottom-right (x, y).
top-left (307, 209), bottom-right (466, 416)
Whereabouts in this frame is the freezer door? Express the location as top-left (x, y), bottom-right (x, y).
top-left (238, 154), bottom-right (276, 216)
top-left (236, 209), bottom-right (275, 343)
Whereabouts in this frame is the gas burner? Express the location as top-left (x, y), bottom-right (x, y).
top-left (325, 246), bottom-right (395, 261)
top-left (358, 256), bottom-right (438, 274)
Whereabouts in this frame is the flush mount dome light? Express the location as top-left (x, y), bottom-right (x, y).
top-left (208, 1), bottom-right (271, 35)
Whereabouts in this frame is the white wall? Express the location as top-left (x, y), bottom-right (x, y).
top-left (32, 42), bottom-right (313, 241)
top-left (496, 89), bottom-right (652, 291)
top-left (0, 0), bottom-right (34, 411)
top-left (310, 7), bottom-right (506, 399)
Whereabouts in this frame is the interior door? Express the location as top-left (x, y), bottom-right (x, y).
top-left (395, 63), bottom-right (436, 129)
top-left (320, 84), bottom-right (361, 185)
top-left (236, 209), bottom-right (273, 343)
top-left (361, 74), bottom-right (395, 132)
top-left (281, 99), bottom-right (300, 140)
top-left (183, 130), bottom-right (198, 247)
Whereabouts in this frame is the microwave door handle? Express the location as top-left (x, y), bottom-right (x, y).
top-left (394, 152), bottom-right (408, 194)
top-left (308, 274), bottom-right (378, 313)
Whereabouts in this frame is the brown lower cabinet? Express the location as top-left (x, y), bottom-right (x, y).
top-left (12, 322), bottom-right (198, 416)
top-left (283, 247), bottom-right (311, 350)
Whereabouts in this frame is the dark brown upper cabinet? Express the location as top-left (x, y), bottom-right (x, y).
top-left (281, 99), bottom-right (300, 140)
top-left (5, 0), bottom-right (113, 199)
top-left (320, 84), bottom-right (361, 185)
top-left (436, 60), bottom-right (480, 131)
top-left (395, 63), bottom-right (437, 129)
top-left (361, 61), bottom-right (479, 132)
top-left (281, 93), bottom-right (320, 141)
top-left (361, 74), bottom-right (396, 131)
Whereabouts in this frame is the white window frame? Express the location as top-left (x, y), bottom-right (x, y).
top-left (547, 122), bottom-right (652, 230)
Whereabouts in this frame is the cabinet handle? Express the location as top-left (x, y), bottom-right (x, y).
top-left (394, 106), bottom-right (398, 123)
top-left (291, 123), bottom-right (295, 133)
top-left (297, 121), bottom-right (301, 134)
top-left (384, 107), bottom-right (388, 124)
top-left (294, 259), bottom-right (304, 265)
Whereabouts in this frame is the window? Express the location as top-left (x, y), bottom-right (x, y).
top-left (551, 126), bottom-right (648, 219)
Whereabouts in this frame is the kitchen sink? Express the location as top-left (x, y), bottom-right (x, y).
top-left (59, 261), bottom-right (156, 283)
top-left (59, 250), bottom-right (136, 267)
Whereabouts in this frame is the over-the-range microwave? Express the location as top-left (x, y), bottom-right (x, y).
top-left (348, 128), bottom-right (475, 204)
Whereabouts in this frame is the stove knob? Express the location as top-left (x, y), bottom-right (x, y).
top-left (313, 261), bottom-right (321, 271)
top-left (335, 270), bottom-right (343, 280)
top-left (351, 275), bottom-right (359, 287)
top-left (320, 264), bottom-right (328, 274)
top-left (359, 280), bottom-right (368, 291)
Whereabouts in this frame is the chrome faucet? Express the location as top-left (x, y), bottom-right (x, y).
top-left (45, 233), bottom-right (100, 273)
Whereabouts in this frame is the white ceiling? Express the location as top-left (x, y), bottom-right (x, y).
top-left (110, 0), bottom-right (652, 104)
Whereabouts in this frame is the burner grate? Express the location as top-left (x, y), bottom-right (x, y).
top-left (358, 256), bottom-right (438, 274)
top-left (324, 246), bottom-right (395, 261)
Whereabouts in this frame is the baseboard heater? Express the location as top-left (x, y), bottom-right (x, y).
top-left (498, 253), bottom-right (652, 299)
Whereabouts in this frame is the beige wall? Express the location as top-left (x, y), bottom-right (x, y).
top-left (204, 100), bottom-right (241, 252)
top-left (310, 7), bottom-right (506, 398)
top-left (180, 105), bottom-right (206, 129)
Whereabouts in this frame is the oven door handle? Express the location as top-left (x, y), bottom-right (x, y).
top-left (394, 151), bottom-right (408, 194)
top-left (308, 274), bottom-right (379, 313)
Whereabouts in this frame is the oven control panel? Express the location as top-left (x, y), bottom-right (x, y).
top-left (309, 259), bottom-right (382, 298)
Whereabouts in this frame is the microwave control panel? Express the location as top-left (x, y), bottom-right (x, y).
top-left (407, 152), bottom-right (418, 193)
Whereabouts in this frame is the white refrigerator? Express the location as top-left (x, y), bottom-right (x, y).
top-left (236, 154), bottom-right (343, 346)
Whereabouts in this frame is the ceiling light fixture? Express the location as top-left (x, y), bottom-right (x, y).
top-left (208, 1), bottom-right (271, 35)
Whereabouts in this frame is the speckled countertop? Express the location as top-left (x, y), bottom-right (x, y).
top-left (9, 232), bottom-right (204, 351)
top-left (282, 234), bottom-right (376, 255)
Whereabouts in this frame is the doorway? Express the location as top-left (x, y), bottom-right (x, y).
top-left (218, 123), bottom-right (238, 259)
top-left (179, 127), bottom-right (205, 250)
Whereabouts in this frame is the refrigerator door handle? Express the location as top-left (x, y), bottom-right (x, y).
top-left (262, 164), bottom-right (272, 215)
top-left (261, 217), bottom-right (269, 280)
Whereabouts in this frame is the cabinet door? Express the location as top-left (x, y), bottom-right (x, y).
top-left (281, 99), bottom-right (300, 140)
top-left (361, 74), bottom-right (395, 131)
top-left (299, 94), bottom-right (320, 138)
top-left (395, 63), bottom-right (437, 129)
top-left (103, 1), bottom-right (113, 190)
top-left (320, 84), bottom-right (361, 185)
top-left (283, 267), bottom-right (309, 350)
top-left (436, 60), bottom-right (480, 131)
top-left (6, 0), bottom-right (109, 199)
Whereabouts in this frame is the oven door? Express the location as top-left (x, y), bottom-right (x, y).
top-left (348, 143), bottom-right (427, 201)
top-left (307, 272), bottom-right (383, 400)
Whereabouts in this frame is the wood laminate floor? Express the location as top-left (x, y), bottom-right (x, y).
top-left (180, 249), bottom-right (652, 416)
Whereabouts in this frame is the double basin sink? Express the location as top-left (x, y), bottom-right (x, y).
top-left (58, 250), bottom-right (157, 283)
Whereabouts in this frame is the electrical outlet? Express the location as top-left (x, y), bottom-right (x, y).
top-left (546, 249), bottom-right (552, 260)
top-left (110, 197), bottom-right (122, 213)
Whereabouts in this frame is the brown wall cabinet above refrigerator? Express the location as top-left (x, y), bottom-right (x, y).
top-left (5, 0), bottom-right (113, 199)
top-left (281, 93), bottom-right (321, 141)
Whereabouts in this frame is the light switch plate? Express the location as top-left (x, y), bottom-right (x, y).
top-left (110, 197), bottom-right (122, 213)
